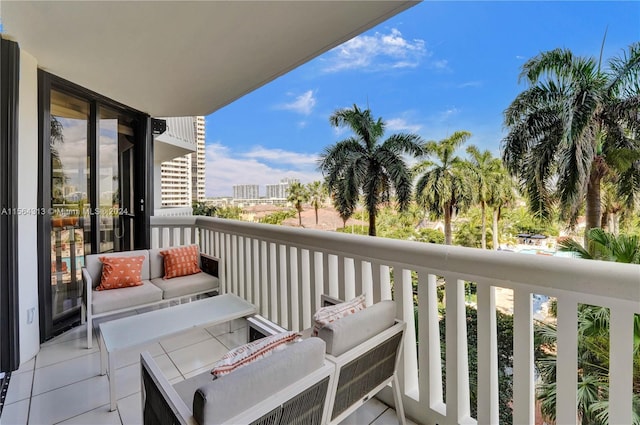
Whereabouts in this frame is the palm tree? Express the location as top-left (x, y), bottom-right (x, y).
top-left (286, 182), bottom-right (308, 226)
top-left (502, 43), bottom-right (640, 243)
top-left (487, 165), bottom-right (517, 250)
top-left (414, 131), bottom-right (473, 245)
top-left (559, 227), bottom-right (640, 263)
top-left (465, 146), bottom-right (502, 249)
top-left (318, 104), bottom-right (423, 236)
top-left (306, 181), bottom-right (326, 225)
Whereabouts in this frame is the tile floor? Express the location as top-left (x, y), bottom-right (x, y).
top-left (1, 306), bottom-right (415, 425)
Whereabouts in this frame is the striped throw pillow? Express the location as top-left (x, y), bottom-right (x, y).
top-left (97, 256), bottom-right (145, 291)
top-left (211, 331), bottom-right (300, 377)
top-left (160, 245), bottom-right (201, 279)
top-left (312, 294), bottom-right (366, 336)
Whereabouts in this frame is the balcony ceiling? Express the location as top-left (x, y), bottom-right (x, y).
top-left (2, 1), bottom-right (418, 117)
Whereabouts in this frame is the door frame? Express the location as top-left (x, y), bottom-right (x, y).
top-left (37, 71), bottom-right (153, 341)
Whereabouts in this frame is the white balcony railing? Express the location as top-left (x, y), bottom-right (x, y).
top-left (150, 215), bottom-right (640, 425)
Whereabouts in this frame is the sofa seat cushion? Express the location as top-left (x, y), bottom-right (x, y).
top-left (184, 337), bottom-right (325, 425)
top-left (91, 280), bottom-right (163, 315)
top-left (150, 273), bottom-right (219, 300)
top-left (318, 300), bottom-right (396, 356)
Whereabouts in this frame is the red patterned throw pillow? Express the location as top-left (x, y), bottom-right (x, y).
top-left (97, 256), bottom-right (145, 291)
top-left (312, 294), bottom-right (366, 336)
top-left (211, 331), bottom-right (300, 377)
top-left (160, 245), bottom-right (201, 279)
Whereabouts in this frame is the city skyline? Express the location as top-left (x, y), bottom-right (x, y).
top-left (204, 1), bottom-right (640, 197)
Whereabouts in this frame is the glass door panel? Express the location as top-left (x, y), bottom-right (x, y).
top-left (50, 89), bottom-right (90, 321)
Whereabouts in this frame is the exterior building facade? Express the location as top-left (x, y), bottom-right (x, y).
top-left (192, 116), bottom-right (206, 203)
top-left (265, 178), bottom-right (299, 200)
top-left (233, 184), bottom-right (260, 199)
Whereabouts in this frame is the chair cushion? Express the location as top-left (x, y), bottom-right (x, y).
top-left (96, 256), bottom-right (145, 291)
top-left (85, 250), bottom-right (150, 289)
top-left (318, 300), bottom-right (396, 356)
top-left (160, 245), bottom-right (201, 279)
top-left (312, 294), bottom-right (365, 335)
top-left (91, 280), bottom-right (163, 314)
top-left (150, 273), bottom-right (219, 300)
top-left (210, 331), bottom-right (300, 377)
top-left (185, 337), bottom-right (325, 425)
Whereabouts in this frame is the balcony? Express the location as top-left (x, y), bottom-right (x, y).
top-left (149, 215), bottom-right (639, 424)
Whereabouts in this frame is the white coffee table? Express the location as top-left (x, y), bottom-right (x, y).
top-left (98, 293), bottom-right (256, 411)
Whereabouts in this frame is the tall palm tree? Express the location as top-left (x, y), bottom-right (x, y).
top-left (318, 104), bottom-right (423, 236)
top-left (286, 182), bottom-right (308, 227)
top-left (559, 227), bottom-right (640, 263)
top-left (414, 131), bottom-right (473, 245)
top-left (502, 43), bottom-right (640, 242)
top-left (306, 181), bottom-right (326, 225)
top-left (487, 164), bottom-right (517, 250)
top-left (465, 146), bottom-right (502, 249)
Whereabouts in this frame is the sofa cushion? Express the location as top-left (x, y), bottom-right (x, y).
top-left (211, 331), bottom-right (300, 377)
top-left (312, 293), bottom-right (366, 335)
top-left (91, 280), bottom-right (163, 314)
top-left (148, 247), bottom-right (204, 280)
top-left (160, 245), bottom-right (202, 279)
top-left (96, 256), bottom-right (145, 291)
top-left (182, 337), bottom-right (325, 425)
top-left (318, 300), bottom-right (396, 356)
top-left (85, 251), bottom-right (150, 289)
top-left (150, 273), bottom-right (219, 300)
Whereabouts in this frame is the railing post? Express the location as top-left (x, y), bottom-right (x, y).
top-left (513, 288), bottom-right (535, 425)
top-left (477, 283), bottom-right (499, 425)
top-left (609, 307), bottom-right (635, 425)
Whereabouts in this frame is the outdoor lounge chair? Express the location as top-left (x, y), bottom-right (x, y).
top-left (316, 300), bottom-right (407, 425)
top-left (140, 337), bottom-right (335, 425)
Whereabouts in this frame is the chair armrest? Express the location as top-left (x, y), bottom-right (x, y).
top-left (140, 352), bottom-right (196, 425)
top-left (81, 267), bottom-right (92, 308)
top-left (200, 253), bottom-right (219, 278)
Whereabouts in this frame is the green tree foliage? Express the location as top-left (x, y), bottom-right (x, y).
top-left (439, 306), bottom-right (514, 424)
top-left (287, 181), bottom-right (309, 226)
top-left (319, 104), bottom-right (423, 236)
top-left (192, 202), bottom-right (217, 216)
top-left (414, 131), bottom-right (474, 245)
top-left (502, 43), bottom-right (640, 243)
top-left (260, 209), bottom-right (296, 225)
top-left (465, 146), bottom-right (503, 249)
top-left (307, 181), bottom-right (326, 225)
top-left (214, 206), bottom-right (243, 220)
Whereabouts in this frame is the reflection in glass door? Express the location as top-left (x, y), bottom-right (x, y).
top-left (50, 90), bottom-right (91, 321)
top-left (98, 108), bottom-right (135, 253)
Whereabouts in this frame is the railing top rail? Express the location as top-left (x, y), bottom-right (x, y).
top-left (151, 216), bottom-right (640, 304)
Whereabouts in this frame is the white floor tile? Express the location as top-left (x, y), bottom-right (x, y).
top-left (116, 392), bottom-right (142, 425)
top-left (1, 398), bottom-right (30, 425)
top-left (168, 339), bottom-right (228, 376)
top-left (13, 358), bottom-right (35, 376)
top-left (34, 337), bottom-right (99, 370)
top-left (339, 397), bottom-right (388, 425)
top-left (54, 404), bottom-right (121, 425)
top-left (159, 328), bottom-right (212, 353)
top-left (205, 322), bottom-right (231, 337)
top-left (114, 363), bottom-right (141, 401)
top-left (32, 352), bottom-right (100, 396)
top-left (41, 325), bottom-right (89, 348)
top-left (182, 364), bottom-right (216, 380)
top-left (114, 342), bottom-right (164, 370)
top-left (370, 406), bottom-right (417, 425)
top-left (152, 354), bottom-right (181, 381)
top-left (4, 369), bottom-right (33, 405)
top-left (215, 328), bottom-right (247, 349)
top-left (28, 375), bottom-right (109, 425)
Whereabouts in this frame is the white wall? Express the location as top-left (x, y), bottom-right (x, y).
top-left (17, 50), bottom-right (41, 363)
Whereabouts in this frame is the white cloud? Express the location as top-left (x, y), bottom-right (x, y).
top-left (386, 118), bottom-right (422, 133)
top-left (430, 59), bottom-right (450, 71)
top-left (277, 90), bottom-right (316, 115)
top-left (457, 81), bottom-right (482, 88)
top-left (205, 143), bottom-right (322, 197)
top-left (323, 28), bottom-right (426, 72)
top-left (516, 55), bottom-right (526, 60)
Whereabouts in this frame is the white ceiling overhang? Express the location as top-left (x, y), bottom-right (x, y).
top-left (2, 1), bottom-right (418, 117)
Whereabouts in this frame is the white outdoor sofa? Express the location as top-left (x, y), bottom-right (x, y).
top-left (141, 337), bottom-right (335, 425)
top-left (82, 247), bottom-right (219, 348)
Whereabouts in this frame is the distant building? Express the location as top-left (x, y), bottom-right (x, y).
top-left (265, 178), bottom-right (299, 199)
top-left (160, 116), bottom-right (206, 207)
top-left (233, 184), bottom-right (260, 199)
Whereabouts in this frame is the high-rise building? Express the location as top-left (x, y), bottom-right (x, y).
top-left (160, 116), bottom-right (206, 207)
top-left (233, 184), bottom-right (260, 199)
top-left (265, 178), bottom-right (299, 199)
top-left (192, 116), bottom-right (206, 202)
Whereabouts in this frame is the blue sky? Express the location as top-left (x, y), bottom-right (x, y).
top-left (204, 1), bottom-right (640, 197)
